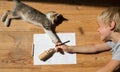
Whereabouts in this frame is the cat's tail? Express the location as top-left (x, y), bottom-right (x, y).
top-left (13, 0), bottom-right (21, 3)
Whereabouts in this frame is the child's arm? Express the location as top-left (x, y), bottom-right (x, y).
top-left (56, 42), bottom-right (111, 53)
top-left (96, 60), bottom-right (120, 72)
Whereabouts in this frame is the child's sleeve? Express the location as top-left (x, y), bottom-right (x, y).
top-left (112, 44), bottom-right (120, 61)
top-left (106, 41), bottom-right (115, 48)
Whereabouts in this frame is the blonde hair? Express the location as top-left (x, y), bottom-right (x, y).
top-left (98, 7), bottom-right (120, 32)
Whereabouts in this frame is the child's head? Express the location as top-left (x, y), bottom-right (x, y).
top-left (97, 7), bottom-right (120, 32)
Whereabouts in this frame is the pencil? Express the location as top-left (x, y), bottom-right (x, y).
top-left (58, 40), bottom-right (70, 46)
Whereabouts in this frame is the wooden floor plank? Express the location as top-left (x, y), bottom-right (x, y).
top-left (0, 67), bottom-right (100, 72)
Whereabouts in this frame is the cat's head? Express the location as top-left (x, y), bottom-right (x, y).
top-left (45, 11), bottom-right (68, 25)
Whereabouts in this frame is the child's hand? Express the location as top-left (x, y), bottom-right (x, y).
top-left (55, 42), bottom-right (69, 53)
top-left (55, 42), bottom-right (65, 54)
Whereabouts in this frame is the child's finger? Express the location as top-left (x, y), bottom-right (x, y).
top-left (55, 43), bottom-right (62, 46)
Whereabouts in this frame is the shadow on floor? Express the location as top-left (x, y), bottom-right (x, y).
top-left (8, 0), bottom-right (120, 7)
top-left (115, 68), bottom-right (120, 72)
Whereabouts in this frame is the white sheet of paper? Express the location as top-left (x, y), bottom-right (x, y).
top-left (33, 33), bottom-right (76, 65)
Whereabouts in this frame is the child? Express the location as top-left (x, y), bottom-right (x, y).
top-left (56, 7), bottom-right (120, 72)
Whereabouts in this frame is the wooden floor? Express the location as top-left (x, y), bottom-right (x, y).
top-left (0, 1), bottom-right (112, 72)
